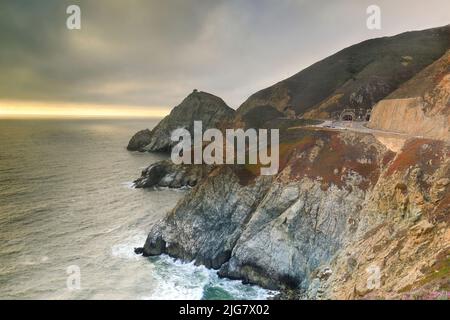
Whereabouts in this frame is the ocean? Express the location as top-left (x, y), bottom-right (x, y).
top-left (0, 118), bottom-right (274, 300)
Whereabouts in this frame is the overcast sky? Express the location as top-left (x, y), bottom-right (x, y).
top-left (0, 0), bottom-right (449, 116)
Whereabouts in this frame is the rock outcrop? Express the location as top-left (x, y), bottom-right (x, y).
top-left (134, 160), bottom-right (213, 189)
top-left (369, 50), bottom-right (450, 141)
top-left (127, 129), bottom-right (152, 151)
top-left (128, 90), bottom-right (235, 152)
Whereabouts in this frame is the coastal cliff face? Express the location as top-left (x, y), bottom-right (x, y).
top-left (321, 139), bottom-right (449, 299)
top-left (142, 131), bottom-right (449, 298)
top-left (369, 50), bottom-right (450, 141)
top-left (143, 166), bottom-right (274, 269)
top-left (128, 90), bottom-right (235, 152)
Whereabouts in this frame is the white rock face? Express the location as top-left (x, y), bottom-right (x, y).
top-left (369, 97), bottom-right (449, 141)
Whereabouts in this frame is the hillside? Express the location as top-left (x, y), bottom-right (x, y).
top-left (237, 25), bottom-right (450, 122)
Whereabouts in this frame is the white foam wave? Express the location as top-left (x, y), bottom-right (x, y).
top-left (111, 234), bottom-right (147, 261)
top-left (154, 186), bottom-right (191, 193)
top-left (121, 181), bottom-right (135, 189)
top-left (112, 236), bottom-right (277, 300)
top-left (142, 255), bottom-right (277, 300)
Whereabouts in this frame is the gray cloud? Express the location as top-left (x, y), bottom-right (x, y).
top-left (0, 0), bottom-right (449, 109)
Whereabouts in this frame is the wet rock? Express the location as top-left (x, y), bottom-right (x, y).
top-left (143, 236), bottom-right (166, 257)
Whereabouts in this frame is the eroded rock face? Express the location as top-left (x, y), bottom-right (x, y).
top-left (316, 140), bottom-right (450, 300)
top-left (143, 166), bottom-right (274, 269)
top-left (128, 90), bottom-right (235, 153)
top-left (134, 160), bottom-right (212, 189)
top-left (219, 179), bottom-right (365, 290)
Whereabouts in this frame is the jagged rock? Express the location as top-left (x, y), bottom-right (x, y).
top-left (219, 178), bottom-right (365, 290)
top-left (134, 160), bottom-right (213, 189)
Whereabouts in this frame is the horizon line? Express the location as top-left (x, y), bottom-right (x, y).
top-left (0, 99), bottom-right (170, 119)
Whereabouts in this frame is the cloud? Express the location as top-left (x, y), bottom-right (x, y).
top-left (0, 0), bottom-right (449, 111)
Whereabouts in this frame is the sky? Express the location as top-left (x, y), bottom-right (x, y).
top-left (0, 0), bottom-right (449, 117)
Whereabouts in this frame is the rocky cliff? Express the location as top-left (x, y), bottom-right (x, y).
top-left (320, 138), bottom-right (449, 299)
top-left (369, 50), bottom-right (450, 141)
top-left (142, 129), bottom-right (449, 298)
top-left (237, 25), bottom-right (449, 121)
top-left (134, 25), bottom-right (449, 299)
top-left (127, 90), bottom-right (235, 152)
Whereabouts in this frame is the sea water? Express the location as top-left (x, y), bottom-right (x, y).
top-left (0, 118), bottom-right (274, 300)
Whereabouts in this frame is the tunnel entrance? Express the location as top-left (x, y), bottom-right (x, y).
top-left (342, 114), bottom-right (353, 121)
top-left (336, 108), bottom-right (371, 122)
top-left (340, 109), bottom-right (356, 122)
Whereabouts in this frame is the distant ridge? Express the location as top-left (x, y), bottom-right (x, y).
top-left (237, 25), bottom-right (450, 123)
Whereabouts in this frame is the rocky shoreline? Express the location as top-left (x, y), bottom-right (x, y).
top-left (136, 132), bottom-right (449, 299)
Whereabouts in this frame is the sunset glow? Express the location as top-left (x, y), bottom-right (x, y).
top-left (0, 100), bottom-right (170, 118)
